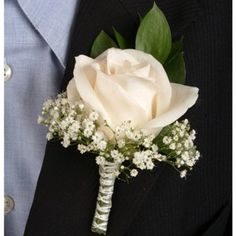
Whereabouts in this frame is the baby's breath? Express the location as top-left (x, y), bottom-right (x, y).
top-left (39, 93), bottom-right (200, 180)
top-left (154, 119), bottom-right (200, 177)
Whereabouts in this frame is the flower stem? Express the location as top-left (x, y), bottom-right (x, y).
top-left (91, 161), bottom-right (119, 235)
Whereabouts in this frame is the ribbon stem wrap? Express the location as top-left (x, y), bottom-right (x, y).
top-left (91, 161), bottom-right (119, 235)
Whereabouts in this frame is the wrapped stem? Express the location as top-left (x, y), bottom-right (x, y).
top-left (91, 161), bottom-right (119, 235)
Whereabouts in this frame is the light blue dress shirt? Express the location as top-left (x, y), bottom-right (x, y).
top-left (4, 0), bottom-right (79, 235)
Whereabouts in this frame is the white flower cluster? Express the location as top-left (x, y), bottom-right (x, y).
top-left (133, 150), bottom-right (155, 170)
top-left (114, 121), bottom-right (143, 141)
top-left (38, 93), bottom-right (107, 152)
top-left (156, 119), bottom-right (200, 178)
top-left (39, 93), bottom-right (200, 180)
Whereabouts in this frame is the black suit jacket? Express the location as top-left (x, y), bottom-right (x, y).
top-left (24, 0), bottom-right (232, 235)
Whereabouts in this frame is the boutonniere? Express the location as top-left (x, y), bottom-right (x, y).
top-left (38, 3), bottom-right (200, 235)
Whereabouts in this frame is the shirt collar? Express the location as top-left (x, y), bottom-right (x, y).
top-left (17, 0), bottom-right (79, 68)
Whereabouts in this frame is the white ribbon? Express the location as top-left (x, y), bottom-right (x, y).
top-left (91, 161), bottom-right (119, 235)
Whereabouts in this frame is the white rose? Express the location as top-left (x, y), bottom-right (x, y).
top-left (67, 48), bottom-right (198, 135)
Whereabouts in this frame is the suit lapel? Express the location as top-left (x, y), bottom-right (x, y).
top-left (107, 164), bottom-right (166, 236)
top-left (64, 1), bottom-right (201, 235)
top-left (25, 1), bottom-right (201, 235)
top-left (61, 3), bottom-right (200, 235)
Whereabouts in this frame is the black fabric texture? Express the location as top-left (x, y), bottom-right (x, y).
top-left (24, 0), bottom-right (232, 235)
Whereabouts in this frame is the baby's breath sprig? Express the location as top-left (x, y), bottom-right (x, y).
top-left (38, 93), bottom-right (200, 180)
top-left (153, 119), bottom-right (200, 178)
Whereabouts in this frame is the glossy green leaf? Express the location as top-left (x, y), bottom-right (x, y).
top-left (135, 3), bottom-right (171, 64)
top-left (113, 28), bottom-right (130, 49)
top-left (164, 37), bottom-right (185, 84)
top-left (90, 31), bottom-right (117, 58)
top-left (167, 37), bottom-right (184, 62)
top-left (164, 52), bottom-right (186, 84)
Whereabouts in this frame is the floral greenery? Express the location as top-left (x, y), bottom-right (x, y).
top-left (38, 3), bottom-right (199, 182)
top-left (38, 3), bottom-right (200, 235)
top-left (91, 3), bottom-right (186, 85)
top-left (38, 93), bottom-right (200, 180)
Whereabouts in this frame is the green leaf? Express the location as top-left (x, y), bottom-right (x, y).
top-left (166, 37), bottom-right (184, 62)
top-left (135, 3), bottom-right (171, 64)
top-left (164, 37), bottom-right (186, 84)
top-left (164, 52), bottom-right (186, 84)
top-left (153, 124), bottom-right (172, 146)
top-left (90, 31), bottom-right (117, 58)
top-left (113, 28), bottom-right (130, 49)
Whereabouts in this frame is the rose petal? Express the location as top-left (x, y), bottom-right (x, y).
top-left (67, 78), bottom-right (81, 102)
top-left (132, 64), bottom-right (151, 78)
top-left (73, 55), bottom-right (111, 122)
top-left (113, 74), bottom-right (158, 119)
top-left (74, 55), bottom-right (94, 67)
top-left (94, 71), bottom-right (147, 129)
top-left (75, 55), bottom-right (98, 87)
top-left (96, 48), bottom-right (139, 75)
top-left (143, 83), bottom-right (199, 132)
top-left (125, 49), bottom-right (172, 116)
